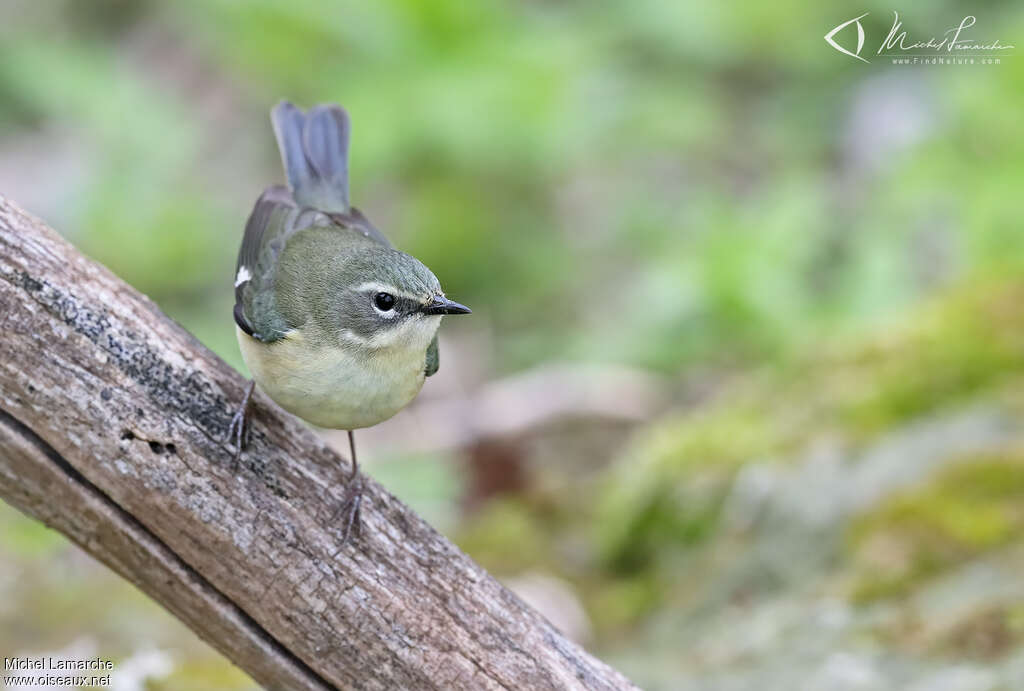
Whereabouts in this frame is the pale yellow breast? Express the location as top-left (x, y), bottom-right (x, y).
top-left (236, 325), bottom-right (428, 430)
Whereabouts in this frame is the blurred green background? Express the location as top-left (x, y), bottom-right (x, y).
top-left (2, 1), bottom-right (1024, 689)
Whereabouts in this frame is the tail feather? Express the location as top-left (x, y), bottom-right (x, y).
top-left (303, 105), bottom-right (350, 207)
top-left (270, 100), bottom-right (351, 213)
top-left (270, 102), bottom-right (312, 199)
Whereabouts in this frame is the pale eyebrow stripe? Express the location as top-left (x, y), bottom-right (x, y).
top-left (352, 281), bottom-right (425, 302)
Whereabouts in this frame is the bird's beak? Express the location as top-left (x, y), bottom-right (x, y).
top-left (423, 295), bottom-right (472, 315)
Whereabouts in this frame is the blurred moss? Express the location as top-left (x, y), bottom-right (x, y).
top-left (452, 278), bottom-right (1024, 636)
top-left (847, 450), bottom-right (1024, 603)
top-left (584, 572), bottom-right (663, 637)
top-left (602, 482), bottom-right (725, 575)
top-left (456, 498), bottom-right (551, 574)
top-left (596, 279), bottom-right (1024, 577)
top-left (837, 282), bottom-right (1024, 435)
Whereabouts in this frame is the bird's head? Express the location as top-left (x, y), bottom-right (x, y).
top-left (309, 245), bottom-right (471, 352)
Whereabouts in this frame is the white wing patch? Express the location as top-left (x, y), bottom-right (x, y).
top-left (234, 266), bottom-right (252, 287)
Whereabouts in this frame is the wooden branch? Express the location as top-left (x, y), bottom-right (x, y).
top-left (0, 196), bottom-right (636, 691)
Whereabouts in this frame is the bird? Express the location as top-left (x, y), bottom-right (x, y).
top-left (228, 101), bottom-right (471, 542)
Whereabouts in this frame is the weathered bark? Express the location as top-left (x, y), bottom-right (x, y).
top-left (0, 196), bottom-right (636, 691)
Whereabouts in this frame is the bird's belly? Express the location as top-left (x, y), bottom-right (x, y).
top-left (236, 326), bottom-right (426, 430)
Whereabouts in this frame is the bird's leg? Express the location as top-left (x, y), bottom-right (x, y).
top-left (226, 380), bottom-right (255, 470)
top-left (336, 429), bottom-right (363, 543)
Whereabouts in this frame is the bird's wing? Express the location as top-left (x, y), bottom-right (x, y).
top-left (233, 186), bottom-right (392, 343)
top-left (233, 186), bottom-right (313, 342)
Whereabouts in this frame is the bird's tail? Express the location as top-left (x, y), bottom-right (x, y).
top-left (270, 100), bottom-right (351, 213)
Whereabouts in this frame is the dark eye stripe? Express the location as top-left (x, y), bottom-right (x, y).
top-left (368, 291), bottom-right (426, 317)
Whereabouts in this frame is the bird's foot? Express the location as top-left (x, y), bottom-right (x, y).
top-left (226, 381), bottom-right (255, 470)
top-left (334, 476), bottom-right (364, 545)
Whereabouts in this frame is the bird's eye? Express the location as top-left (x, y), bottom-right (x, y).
top-left (374, 292), bottom-right (395, 311)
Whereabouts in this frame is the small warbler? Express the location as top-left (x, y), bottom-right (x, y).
top-left (229, 101), bottom-right (471, 541)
